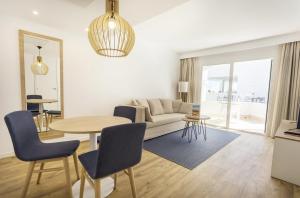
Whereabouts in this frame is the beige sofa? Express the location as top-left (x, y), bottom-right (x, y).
top-left (128, 99), bottom-right (192, 140)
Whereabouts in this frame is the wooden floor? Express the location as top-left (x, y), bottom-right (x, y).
top-left (0, 131), bottom-right (299, 198)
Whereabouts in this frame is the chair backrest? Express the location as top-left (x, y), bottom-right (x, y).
top-left (113, 106), bottom-right (136, 123)
top-left (95, 123), bottom-right (146, 178)
top-left (27, 95), bottom-right (42, 111)
top-left (4, 111), bottom-right (41, 161)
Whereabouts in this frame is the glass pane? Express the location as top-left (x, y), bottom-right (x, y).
top-left (200, 64), bottom-right (230, 127)
top-left (229, 59), bottom-right (271, 133)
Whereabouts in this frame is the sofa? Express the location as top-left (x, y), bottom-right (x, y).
top-left (127, 99), bottom-right (192, 140)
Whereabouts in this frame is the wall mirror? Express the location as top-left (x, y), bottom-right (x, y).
top-left (19, 30), bottom-right (64, 135)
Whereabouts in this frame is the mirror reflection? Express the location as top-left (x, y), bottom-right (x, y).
top-left (20, 30), bottom-right (63, 133)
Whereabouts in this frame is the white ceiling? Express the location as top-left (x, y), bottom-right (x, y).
top-left (1, 0), bottom-right (300, 53)
top-left (137, 0), bottom-right (300, 52)
top-left (0, 0), bottom-right (188, 32)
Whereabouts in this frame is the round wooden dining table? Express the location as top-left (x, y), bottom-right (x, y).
top-left (49, 116), bottom-right (131, 198)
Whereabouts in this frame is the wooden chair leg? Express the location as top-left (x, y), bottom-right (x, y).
top-left (114, 173), bottom-right (117, 190)
top-left (36, 162), bottom-right (45, 184)
top-left (63, 157), bottom-right (73, 198)
top-left (79, 169), bottom-right (86, 198)
top-left (95, 179), bottom-right (101, 198)
top-left (21, 161), bottom-right (36, 198)
top-left (128, 167), bottom-right (137, 198)
top-left (36, 116), bottom-right (42, 132)
top-left (73, 153), bottom-right (80, 180)
top-left (45, 113), bottom-right (49, 131)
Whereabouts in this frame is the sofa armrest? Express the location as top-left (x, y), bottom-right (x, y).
top-left (122, 105), bottom-right (146, 123)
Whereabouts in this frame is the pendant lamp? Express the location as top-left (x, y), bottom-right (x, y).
top-left (88, 0), bottom-right (135, 57)
top-left (31, 46), bottom-right (48, 75)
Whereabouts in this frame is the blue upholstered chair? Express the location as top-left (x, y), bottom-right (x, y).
top-left (79, 123), bottom-right (146, 198)
top-left (113, 106), bottom-right (136, 123)
top-left (97, 106), bottom-right (136, 143)
top-left (27, 95), bottom-right (48, 132)
top-left (27, 95), bottom-right (42, 112)
top-left (4, 111), bottom-right (80, 198)
top-left (46, 110), bottom-right (62, 130)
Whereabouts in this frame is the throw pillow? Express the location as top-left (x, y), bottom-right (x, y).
top-left (172, 99), bottom-right (182, 112)
top-left (136, 99), bottom-right (153, 122)
top-left (160, 99), bottom-right (173, 114)
top-left (132, 99), bottom-right (139, 106)
top-left (148, 99), bottom-right (164, 115)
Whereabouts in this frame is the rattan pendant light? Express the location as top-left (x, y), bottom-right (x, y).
top-left (88, 0), bottom-right (135, 57)
top-left (31, 46), bottom-right (48, 75)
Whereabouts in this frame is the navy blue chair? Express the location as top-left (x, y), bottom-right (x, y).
top-left (4, 111), bottom-right (80, 198)
top-left (27, 95), bottom-right (42, 112)
top-left (27, 95), bottom-right (48, 132)
top-left (79, 123), bottom-right (146, 198)
top-left (97, 106), bottom-right (136, 143)
top-left (46, 110), bottom-right (62, 130)
top-left (113, 106), bottom-right (136, 123)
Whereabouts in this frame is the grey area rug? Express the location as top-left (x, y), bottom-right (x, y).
top-left (143, 127), bottom-right (240, 169)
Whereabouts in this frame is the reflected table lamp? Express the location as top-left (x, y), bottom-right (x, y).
top-left (178, 81), bottom-right (189, 102)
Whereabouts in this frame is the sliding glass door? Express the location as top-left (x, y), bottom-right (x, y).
top-left (200, 59), bottom-right (272, 133)
top-left (229, 59), bottom-right (271, 133)
top-left (200, 64), bottom-right (230, 127)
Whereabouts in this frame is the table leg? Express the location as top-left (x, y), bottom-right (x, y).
top-left (39, 104), bottom-right (43, 132)
top-left (196, 122), bottom-right (201, 135)
top-left (203, 120), bottom-right (207, 141)
top-left (89, 134), bottom-right (98, 150)
top-left (192, 123), bottom-right (197, 140)
top-left (188, 126), bottom-right (191, 143)
top-left (182, 121), bottom-right (189, 138)
top-left (200, 120), bottom-right (207, 141)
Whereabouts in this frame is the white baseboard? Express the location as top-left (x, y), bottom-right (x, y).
top-left (0, 152), bottom-right (15, 159)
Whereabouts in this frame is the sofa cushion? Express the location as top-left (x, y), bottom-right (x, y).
top-left (146, 113), bottom-right (185, 128)
top-left (148, 99), bottom-right (164, 115)
top-left (136, 99), bottom-right (153, 122)
top-left (178, 102), bottom-right (192, 114)
top-left (160, 99), bottom-right (173, 114)
top-left (172, 99), bottom-right (182, 112)
top-left (132, 99), bottom-right (139, 106)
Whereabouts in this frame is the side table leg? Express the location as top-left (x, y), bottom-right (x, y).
top-left (199, 120), bottom-right (203, 135)
top-left (204, 120), bottom-right (207, 141)
top-left (192, 123), bottom-right (197, 140)
top-left (188, 124), bottom-right (192, 143)
top-left (197, 122), bottom-right (201, 135)
top-left (182, 122), bottom-right (189, 138)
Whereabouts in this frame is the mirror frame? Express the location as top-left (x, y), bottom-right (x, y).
top-left (19, 30), bottom-right (64, 118)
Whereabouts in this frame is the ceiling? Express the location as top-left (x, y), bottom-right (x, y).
top-left (0, 0), bottom-right (188, 33)
top-left (137, 0), bottom-right (300, 52)
top-left (1, 0), bottom-right (300, 53)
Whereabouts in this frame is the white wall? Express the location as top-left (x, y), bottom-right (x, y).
top-left (0, 14), bottom-right (179, 158)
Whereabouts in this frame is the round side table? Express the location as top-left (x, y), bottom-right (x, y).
top-left (182, 115), bottom-right (210, 143)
